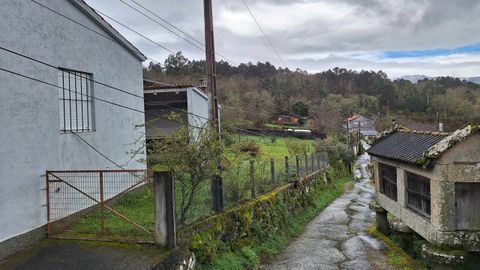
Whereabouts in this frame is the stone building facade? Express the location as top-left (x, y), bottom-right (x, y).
top-left (367, 125), bottom-right (480, 251)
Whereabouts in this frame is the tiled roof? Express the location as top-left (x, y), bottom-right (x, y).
top-left (367, 130), bottom-right (447, 165)
top-left (367, 124), bottom-right (479, 167)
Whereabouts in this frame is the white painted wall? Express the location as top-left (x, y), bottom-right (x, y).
top-left (0, 0), bottom-right (146, 243)
top-left (187, 87), bottom-right (210, 133)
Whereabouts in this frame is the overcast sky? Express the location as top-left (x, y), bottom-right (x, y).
top-left (85, 0), bottom-right (480, 78)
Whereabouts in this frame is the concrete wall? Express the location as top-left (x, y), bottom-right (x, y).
top-left (0, 0), bottom-right (146, 255)
top-left (187, 87), bottom-right (209, 137)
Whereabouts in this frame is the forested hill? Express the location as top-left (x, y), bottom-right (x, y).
top-left (143, 52), bottom-right (480, 132)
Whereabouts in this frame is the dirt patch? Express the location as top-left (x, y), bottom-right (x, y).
top-left (366, 247), bottom-right (399, 270)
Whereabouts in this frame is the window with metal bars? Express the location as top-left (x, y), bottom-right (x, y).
top-left (406, 172), bottom-right (431, 219)
top-left (58, 69), bottom-right (94, 132)
top-left (379, 163), bottom-right (397, 201)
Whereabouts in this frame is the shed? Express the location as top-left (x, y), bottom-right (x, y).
top-left (144, 80), bottom-right (215, 139)
top-left (367, 124), bottom-right (480, 251)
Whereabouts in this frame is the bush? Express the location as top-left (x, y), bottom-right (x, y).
top-left (315, 136), bottom-right (354, 167)
top-left (235, 139), bottom-right (260, 157)
top-left (284, 138), bottom-right (310, 156)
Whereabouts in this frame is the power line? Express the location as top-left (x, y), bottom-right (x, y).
top-left (118, 0), bottom-right (204, 53)
top-left (0, 45), bottom-right (145, 100)
top-left (0, 67), bottom-right (145, 114)
top-left (122, 0), bottom-right (237, 66)
top-left (240, 0), bottom-right (286, 67)
top-left (28, 0), bottom-right (165, 65)
top-left (92, 9), bottom-right (174, 54)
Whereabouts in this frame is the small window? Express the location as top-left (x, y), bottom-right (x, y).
top-left (58, 69), bottom-right (94, 132)
top-left (379, 163), bottom-right (397, 201)
top-left (406, 172), bottom-right (430, 219)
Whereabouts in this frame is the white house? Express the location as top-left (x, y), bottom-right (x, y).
top-left (0, 0), bottom-right (147, 259)
top-left (144, 80), bottom-right (213, 139)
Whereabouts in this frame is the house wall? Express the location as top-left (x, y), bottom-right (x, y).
top-left (0, 0), bottom-right (146, 258)
top-left (187, 87), bottom-right (209, 136)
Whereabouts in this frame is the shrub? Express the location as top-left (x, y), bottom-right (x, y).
top-left (315, 136), bottom-right (354, 167)
top-left (284, 138), bottom-right (309, 156)
top-left (235, 139), bottom-right (260, 157)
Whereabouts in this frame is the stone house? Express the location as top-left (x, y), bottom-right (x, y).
top-left (0, 0), bottom-right (146, 259)
top-left (367, 124), bottom-right (480, 251)
top-left (344, 114), bottom-right (378, 137)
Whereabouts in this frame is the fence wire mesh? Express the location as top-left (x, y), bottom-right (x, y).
top-left (177, 152), bottom-right (329, 225)
top-left (46, 170), bottom-right (154, 242)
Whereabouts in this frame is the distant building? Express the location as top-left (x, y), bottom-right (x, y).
top-left (367, 124), bottom-right (480, 252)
top-left (144, 80), bottom-right (215, 139)
top-left (344, 114), bottom-right (377, 137)
top-left (276, 115), bottom-right (299, 126)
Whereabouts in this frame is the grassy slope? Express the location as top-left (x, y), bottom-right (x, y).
top-left (244, 135), bottom-right (314, 160)
top-left (197, 176), bottom-right (352, 270)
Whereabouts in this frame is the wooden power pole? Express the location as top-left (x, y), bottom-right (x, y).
top-left (204, 0), bottom-right (220, 136)
top-left (204, 0), bottom-right (223, 212)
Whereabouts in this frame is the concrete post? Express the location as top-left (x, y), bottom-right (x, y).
top-left (296, 155), bottom-right (300, 175)
top-left (270, 158), bottom-right (275, 184)
top-left (311, 153), bottom-right (315, 171)
top-left (250, 160), bottom-right (255, 199)
top-left (390, 219), bottom-right (413, 256)
top-left (370, 202), bottom-right (389, 235)
top-left (304, 154), bottom-right (309, 173)
top-left (153, 170), bottom-right (176, 249)
top-left (211, 175), bottom-right (224, 212)
top-left (285, 156), bottom-right (289, 175)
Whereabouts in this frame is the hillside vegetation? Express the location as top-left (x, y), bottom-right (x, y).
top-left (144, 52), bottom-right (480, 132)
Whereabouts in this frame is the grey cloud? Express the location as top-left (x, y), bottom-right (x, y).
top-left (84, 0), bottom-right (480, 77)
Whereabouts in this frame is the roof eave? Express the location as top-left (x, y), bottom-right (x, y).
top-left (70, 0), bottom-right (147, 62)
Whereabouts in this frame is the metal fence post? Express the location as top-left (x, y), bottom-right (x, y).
top-left (250, 160), bottom-right (256, 198)
top-left (99, 171), bottom-right (105, 237)
top-left (212, 175), bottom-right (224, 212)
top-left (270, 158), bottom-right (275, 184)
top-left (285, 156), bottom-right (289, 175)
top-left (153, 170), bottom-right (176, 249)
top-left (296, 155), bottom-right (300, 175)
top-left (45, 172), bottom-right (51, 237)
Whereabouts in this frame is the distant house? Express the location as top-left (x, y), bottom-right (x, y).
top-left (0, 0), bottom-right (146, 260)
top-left (144, 80), bottom-right (214, 139)
top-left (367, 124), bottom-right (480, 251)
top-left (344, 114), bottom-right (377, 137)
top-left (276, 115), bottom-right (299, 126)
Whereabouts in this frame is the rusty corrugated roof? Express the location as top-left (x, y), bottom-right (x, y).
top-left (144, 81), bottom-right (194, 90)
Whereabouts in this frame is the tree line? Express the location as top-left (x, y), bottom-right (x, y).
top-left (144, 52), bottom-right (480, 132)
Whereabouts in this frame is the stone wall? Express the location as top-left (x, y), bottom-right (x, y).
top-left (177, 169), bottom-right (331, 264)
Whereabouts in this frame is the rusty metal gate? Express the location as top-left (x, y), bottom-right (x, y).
top-left (46, 170), bottom-right (154, 242)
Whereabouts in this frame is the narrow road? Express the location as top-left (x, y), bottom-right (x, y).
top-left (263, 147), bottom-right (387, 270)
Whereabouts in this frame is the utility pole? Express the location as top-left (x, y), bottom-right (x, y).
top-left (204, 0), bottom-right (220, 136)
top-left (204, 0), bottom-right (223, 212)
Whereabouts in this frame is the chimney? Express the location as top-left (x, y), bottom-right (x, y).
top-left (199, 78), bottom-right (207, 92)
top-left (439, 122), bottom-right (444, 132)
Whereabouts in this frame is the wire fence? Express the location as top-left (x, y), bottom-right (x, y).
top-left (46, 170), bottom-right (154, 242)
top-left (45, 152), bottom-right (328, 241)
top-left (176, 151), bottom-right (329, 225)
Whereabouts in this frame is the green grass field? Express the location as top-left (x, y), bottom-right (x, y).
top-left (242, 135), bottom-right (315, 160)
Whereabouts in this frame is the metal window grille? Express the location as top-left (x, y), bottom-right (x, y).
top-left (406, 172), bottom-right (431, 219)
top-left (379, 163), bottom-right (397, 201)
top-left (58, 69), bottom-right (94, 132)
